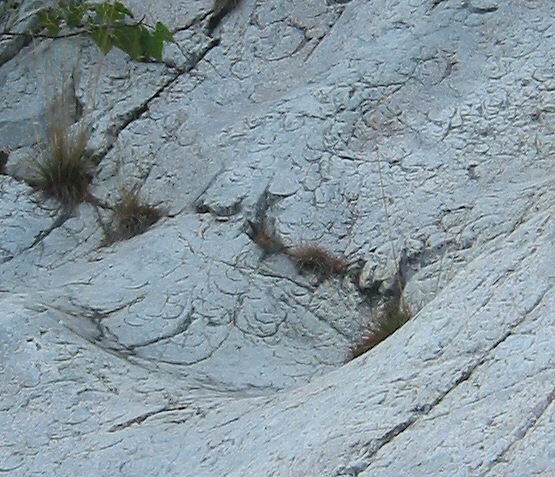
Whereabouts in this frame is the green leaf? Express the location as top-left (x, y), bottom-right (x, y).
top-left (33, 1), bottom-right (172, 62)
top-left (141, 23), bottom-right (173, 60)
top-left (94, 1), bottom-right (131, 24)
top-left (113, 1), bottom-right (133, 19)
top-left (154, 21), bottom-right (173, 42)
top-left (111, 25), bottom-right (144, 59)
top-left (36, 8), bottom-right (61, 36)
top-left (62, 3), bottom-right (88, 28)
top-left (89, 26), bottom-right (113, 54)
top-left (112, 23), bottom-right (172, 61)
top-left (143, 34), bottom-right (163, 61)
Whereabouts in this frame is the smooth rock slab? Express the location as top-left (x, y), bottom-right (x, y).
top-left (1, 206), bottom-right (551, 475)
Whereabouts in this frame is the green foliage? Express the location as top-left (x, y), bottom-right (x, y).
top-left (36, 9), bottom-right (62, 36)
top-left (35, 1), bottom-right (173, 61)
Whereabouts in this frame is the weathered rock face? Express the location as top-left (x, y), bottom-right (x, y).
top-left (0, 0), bottom-right (553, 475)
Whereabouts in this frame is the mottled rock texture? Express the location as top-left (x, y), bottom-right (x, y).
top-left (0, 0), bottom-right (553, 475)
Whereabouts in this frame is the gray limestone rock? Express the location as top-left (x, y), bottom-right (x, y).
top-left (0, 0), bottom-right (553, 475)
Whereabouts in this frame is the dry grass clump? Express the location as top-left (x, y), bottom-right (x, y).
top-left (35, 96), bottom-right (91, 209)
top-left (247, 220), bottom-right (286, 253)
top-left (288, 245), bottom-right (345, 277)
top-left (348, 291), bottom-right (411, 361)
top-left (103, 187), bottom-right (162, 244)
top-left (247, 221), bottom-right (345, 277)
top-left (36, 123), bottom-right (90, 206)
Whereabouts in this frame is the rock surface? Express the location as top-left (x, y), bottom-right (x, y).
top-left (0, 0), bottom-right (553, 475)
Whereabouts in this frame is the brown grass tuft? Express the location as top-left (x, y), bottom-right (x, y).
top-left (347, 293), bottom-right (411, 361)
top-left (102, 187), bottom-right (162, 244)
top-left (288, 245), bottom-right (345, 276)
top-left (248, 220), bottom-right (285, 253)
top-left (247, 222), bottom-right (345, 277)
top-left (35, 96), bottom-right (91, 209)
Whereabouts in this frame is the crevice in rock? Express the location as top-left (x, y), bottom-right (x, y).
top-left (108, 401), bottom-right (198, 432)
top-left (128, 308), bottom-right (196, 350)
top-left (207, 0), bottom-right (243, 34)
top-left (97, 37), bottom-right (220, 163)
top-left (98, 72), bottom-right (177, 161)
top-left (0, 31), bottom-right (57, 67)
top-left (48, 300), bottom-right (145, 362)
top-left (0, 149), bottom-right (8, 174)
top-left (286, 19), bottom-right (310, 59)
top-left (0, 10), bottom-right (35, 67)
top-left (254, 268), bottom-right (322, 294)
top-left (485, 388), bottom-right (554, 475)
top-left (430, 0), bottom-right (448, 10)
top-left (150, 330), bottom-right (229, 367)
top-left (295, 298), bottom-right (354, 342)
top-left (25, 210), bottom-right (72, 251)
top-left (172, 10), bottom-right (213, 36)
top-left (298, 4), bottom-right (346, 63)
top-left (333, 419), bottom-right (416, 476)
top-left (195, 195), bottom-right (243, 218)
top-left (192, 165), bottom-right (227, 215)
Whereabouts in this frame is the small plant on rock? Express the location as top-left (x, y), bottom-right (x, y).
top-left (35, 96), bottom-right (92, 209)
top-left (344, 146), bottom-right (414, 360)
top-left (35, 1), bottom-right (172, 61)
top-left (247, 220), bottom-right (286, 254)
top-left (347, 287), bottom-right (411, 361)
top-left (103, 186), bottom-right (161, 244)
top-left (288, 244), bottom-right (345, 277)
top-left (247, 221), bottom-right (346, 277)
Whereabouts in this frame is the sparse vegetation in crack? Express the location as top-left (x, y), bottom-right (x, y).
top-left (31, 93), bottom-right (94, 211)
top-left (245, 200), bottom-right (413, 357)
top-left (247, 219), bottom-right (286, 254)
top-left (247, 220), bottom-right (346, 280)
top-left (101, 186), bottom-right (163, 245)
top-left (288, 244), bottom-right (346, 277)
top-left (341, 147), bottom-right (415, 358)
top-left (1, 3), bottom-right (183, 245)
top-left (347, 279), bottom-right (411, 361)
